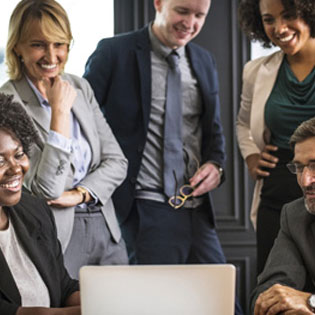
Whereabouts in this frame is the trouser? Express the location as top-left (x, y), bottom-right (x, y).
top-left (64, 210), bottom-right (128, 280)
top-left (121, 199), bottom-right (244, 315)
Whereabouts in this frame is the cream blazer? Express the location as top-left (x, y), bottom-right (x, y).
top-left (236, 50), bottom-right (284, 229)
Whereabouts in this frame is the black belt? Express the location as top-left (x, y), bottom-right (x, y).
top-left (74, 204), bottom-right (102, 213)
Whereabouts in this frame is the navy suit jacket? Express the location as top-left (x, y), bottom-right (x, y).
top-left (84, 26), bottom-right (226, 224)
top-left (0, 192), bottom-right (79, 315)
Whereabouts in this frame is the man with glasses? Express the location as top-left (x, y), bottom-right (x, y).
top-left (251, 117), bottom-right (315, 315)
top-left (84, 0), bottom-right (228, 268)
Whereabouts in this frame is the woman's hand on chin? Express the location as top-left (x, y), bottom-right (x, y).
top-left (43, 76), bottom-right (77, 115)
top-left (42, 76), bottom-right (77, 138)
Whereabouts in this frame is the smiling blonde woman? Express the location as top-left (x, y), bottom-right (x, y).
top-left (1, 0), bottom-right (129, 279)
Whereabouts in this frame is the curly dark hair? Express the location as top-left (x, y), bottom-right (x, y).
top-left (238, 0), bottom-right (315, 48)
top-left (0, 93), bottom-right (39, 155)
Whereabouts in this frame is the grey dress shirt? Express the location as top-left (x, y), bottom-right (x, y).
top-left (136, 23), bottom-right (204, 208)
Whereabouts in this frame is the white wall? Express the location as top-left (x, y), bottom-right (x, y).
top-left (251, 41), bottom-right (280, 60)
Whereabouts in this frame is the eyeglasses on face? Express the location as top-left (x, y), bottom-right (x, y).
top-left (286, 161), bottom-right (315, 174)
top-left (168, 184), bottom-right (195, 209)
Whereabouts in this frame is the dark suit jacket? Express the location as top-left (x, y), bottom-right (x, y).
top-left (0, 192), bottom-right (79, 315)
top-left (250, 197), bottom-right (315, 314)
top-left (84, 26), bottom-right (226, 224)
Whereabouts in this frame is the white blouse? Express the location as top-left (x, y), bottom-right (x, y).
top-left (0, 219), bottom-right (50, 307)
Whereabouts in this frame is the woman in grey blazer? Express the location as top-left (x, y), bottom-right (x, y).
top-left (1, 0), bottom-right (128, 279)
top-left (237, 0), bottom-right (315, 275)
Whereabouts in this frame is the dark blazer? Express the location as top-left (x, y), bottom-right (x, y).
top-left (0, 192), bottom-right (79, 315)
top-left (250, 197), bottom-right (315, 314)
top-left (84, 26), bottom-right (226, 224)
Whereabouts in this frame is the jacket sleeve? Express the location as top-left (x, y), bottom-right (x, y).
top-left (193, 47), bottom-right (226, 168)
top-left (250, 204), bottom-right (307, 314)
top-left (25, 141), bottom-right (72, 200)
top-left (83, 39), bottom-right (112, 111)
top-left (236, 59), bottom-right (262, 160)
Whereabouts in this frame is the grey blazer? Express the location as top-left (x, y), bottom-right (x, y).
top-left (250, 197), bottom-right (315, 314)
top-left (0, 74), bottom-right (128, 252)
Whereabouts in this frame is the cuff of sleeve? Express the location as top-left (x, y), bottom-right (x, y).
top-left (208, 160), bottom-right (225, 185)
top-left (79, 185), bottom-right (99, 206)
top-left (48, 130), bottom-right (72, 153)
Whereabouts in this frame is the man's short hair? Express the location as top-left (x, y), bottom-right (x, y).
top-left (290, 117), bottom-right (315, 149)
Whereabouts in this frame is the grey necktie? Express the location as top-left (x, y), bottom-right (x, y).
top-left (163, 51), bottom-right (185, 197)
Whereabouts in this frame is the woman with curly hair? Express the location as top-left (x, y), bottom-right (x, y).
top-left (237, 0), bottom-right (315, 275)
top-left (0, 93), bottom-right (80, 315)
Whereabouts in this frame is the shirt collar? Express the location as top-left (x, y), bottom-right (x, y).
top-left (25, 75), bottom-right (49, 108)
top-left (148, 22), bottom-right (185, 60)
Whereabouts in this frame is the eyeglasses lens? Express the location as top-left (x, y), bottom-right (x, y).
top-left (180, 185), bottom-right (194, 197)
top-left (169, 197), bottom-right (183, 207)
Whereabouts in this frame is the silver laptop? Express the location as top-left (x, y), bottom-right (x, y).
top-left (80, 264), bottom-right (235, 315)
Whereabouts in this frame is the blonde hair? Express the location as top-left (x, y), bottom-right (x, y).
top-left (6, 0), bottom-right (73, 80)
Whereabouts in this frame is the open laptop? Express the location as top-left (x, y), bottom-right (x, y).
top-left (80, 264), bottom-right (236, 315)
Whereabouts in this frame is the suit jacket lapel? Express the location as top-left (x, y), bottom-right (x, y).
top-left (135, 27), bottom-right (152, 133)
top-left (12, 77), bottom-right (51, 137)
top-left (251, 51), bottom-right (284, 149)
top-left (0, 249), bottom-right (21, 305)
top-left (9, 204), bottom-right (56, 304)
top-left (186, 44), bottom-right (209, 112)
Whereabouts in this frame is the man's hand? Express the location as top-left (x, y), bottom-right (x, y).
top-left (189, 162), bottom-right (221, 197)
top-left (254, 284), bottom-right (313, 315)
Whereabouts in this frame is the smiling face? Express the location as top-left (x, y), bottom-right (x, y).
top-left (294, 137), bottom-right (315, 214)
top-left (0, 129), bottom-right (29, 209)
top-left (152, 0), bottom-right (211, 49)
top-left (14, 20), bottom-right (69, 88)
top-left (259, 0), bottom-right (312, 56)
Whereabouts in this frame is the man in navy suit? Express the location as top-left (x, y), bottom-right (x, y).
top-left (84, 0), bottom-right (233, 286)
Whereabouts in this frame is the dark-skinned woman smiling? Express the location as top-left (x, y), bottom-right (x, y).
top-left (0, 93), bottom-right (80, 315)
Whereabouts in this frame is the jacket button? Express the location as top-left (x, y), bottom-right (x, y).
top-left (130, 177), bottom-right (137, 184)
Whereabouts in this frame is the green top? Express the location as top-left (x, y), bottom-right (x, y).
top-left (265, 57), bottom-right (315, 149)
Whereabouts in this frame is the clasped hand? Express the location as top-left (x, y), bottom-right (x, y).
top-left (254, 284), bottom-right (313, 315)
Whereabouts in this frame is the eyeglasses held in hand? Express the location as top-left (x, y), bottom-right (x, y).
top-left (168, 183), bottom-right (195, 209)
top-left (286, 161), bottom-right (315, 174)
top-left (168, 155), bottom-right (200, 209)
